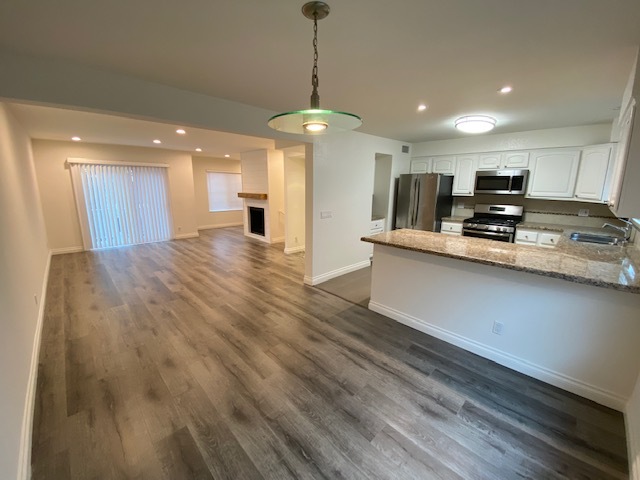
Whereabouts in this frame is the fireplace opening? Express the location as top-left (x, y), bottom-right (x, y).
top-left (248, 207), bottom-right (265, 236)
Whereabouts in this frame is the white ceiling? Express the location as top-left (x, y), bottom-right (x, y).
top-left (7, 103), bottom-right (276, 159)
top-left (1, 0), bottom-right (640, 144)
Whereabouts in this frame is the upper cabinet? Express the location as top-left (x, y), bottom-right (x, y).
top-left (452, 155), bottom-right (477, 196)
top-left (410, 156), bottom-right (430, 174)
top-left (527, 150), bottom-right (581, 199)
top-left (477, 151), bottom-right (529, 170)
top-left (609, 101), bottom-right (640, 217)
top-left (432, 156), bottom-right (456, 175)
top-left (574, 144), bottom-right (613, 202)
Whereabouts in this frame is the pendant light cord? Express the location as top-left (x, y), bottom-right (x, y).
top-left (310, 12), bottom-right (320, 109)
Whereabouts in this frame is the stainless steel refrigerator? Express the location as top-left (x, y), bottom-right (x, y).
top-left (394, 174), bottom-right (453, 231)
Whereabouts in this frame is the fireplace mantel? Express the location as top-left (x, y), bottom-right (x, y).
top-left (238, 192), bottom-right (268, 200)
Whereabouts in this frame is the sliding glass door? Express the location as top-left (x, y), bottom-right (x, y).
top-left (70, 162), bottom-right (172, 249)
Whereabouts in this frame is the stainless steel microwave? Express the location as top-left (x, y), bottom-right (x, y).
top-left (474, 169), bottom-right (529, 195)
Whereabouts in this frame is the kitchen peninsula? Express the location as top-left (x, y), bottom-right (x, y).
top-left (362, 229), bottom-right (640, 409)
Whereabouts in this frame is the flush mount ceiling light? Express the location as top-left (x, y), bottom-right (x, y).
top-left (454, 115), bottom-right (497, 134)
top-left (417, 104), bottom-right (428, 112)
top-left (267, 1), bottom-right (362, 135)
top-left (71, 136), bottom-right (81, 142)
top-left (176, 128), bottom-right (186, 135)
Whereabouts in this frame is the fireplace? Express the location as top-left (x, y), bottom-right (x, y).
top-left (248, 207), bottom-right (265, 236)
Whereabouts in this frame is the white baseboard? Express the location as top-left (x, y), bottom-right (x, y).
top-left (284, 245), bottom-right (305, 255)
top-left (174, 232), bottom-right (199, 240)
top-left (18, 251), bottom-right (52, 480)
top-left (304, 260), bottom-right (371, 286)
top-left (369, 301), bottom-right (627, 411)
top-left (197, 222), bottom-right (243, 230)
top-left (51, 246), bottom-right (83, 255)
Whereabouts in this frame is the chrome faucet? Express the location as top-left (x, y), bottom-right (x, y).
top-left (602, 219), bottom-right (633, 241)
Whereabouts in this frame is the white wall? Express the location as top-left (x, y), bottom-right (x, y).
top-left (305, 131), bottom-right (411, 284)
top-left (31, 140), bottom-right (199, 251)
top-left (627, 371), bottom-right (640, 480)
top-left (412, 124), bottom-right (612, 156)
top-left (283, 151), bottom-right (305, 254)
top-left (267, 150), bottom-right (285, 243)
top-left (192, 156), bottom-right (243, 230)
top-left (0, 103), bottom-right (51, 479)
top-left (372, 154), bottom-right (393, 221)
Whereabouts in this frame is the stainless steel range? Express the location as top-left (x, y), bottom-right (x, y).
top-left (462, 204), bottom-right (523, 243)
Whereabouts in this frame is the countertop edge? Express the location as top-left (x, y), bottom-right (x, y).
top-left (361, 235), bottom-right (639, 295)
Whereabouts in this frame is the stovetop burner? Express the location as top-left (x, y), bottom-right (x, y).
top-left (462, 217), bottom-right (518, 227)
top-left (461, 204), bottom-right (524, 237)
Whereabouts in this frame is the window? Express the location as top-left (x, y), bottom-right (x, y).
top-left (69, 162), bottom-right (172, 249)
top-left (207, 172), bottom-right (243, 212)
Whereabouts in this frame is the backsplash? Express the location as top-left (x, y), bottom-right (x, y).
top-left (452, 196), bottom-right (620, 229)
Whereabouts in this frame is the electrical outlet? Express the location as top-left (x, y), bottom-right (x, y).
top-left (578, 209), bottom-right (589, 217)
top-left (492, 321), bottom-right (504, 335)
top-left (458, 202), bottom-right (465, 209)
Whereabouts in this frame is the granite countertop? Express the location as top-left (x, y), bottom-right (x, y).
top-left (361, 229), bottom-right (640, 294)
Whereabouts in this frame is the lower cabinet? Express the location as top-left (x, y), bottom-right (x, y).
top-left (440, 221), bottom-right (462, 235)
top-left (515, 229), bottom-right (561, 248)
top-left (370, 218), bottom-right (385, 234)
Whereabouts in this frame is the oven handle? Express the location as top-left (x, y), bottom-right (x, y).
top-left (462, 229), bottom-right (512, 239)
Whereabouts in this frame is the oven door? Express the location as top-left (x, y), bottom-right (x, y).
top-left (462, 229), bottom-right (514, 242)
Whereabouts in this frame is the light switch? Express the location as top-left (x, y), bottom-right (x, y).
top-left (320, 211), bottom-right (332, 219)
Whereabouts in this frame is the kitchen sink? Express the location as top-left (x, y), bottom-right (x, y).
top-left (569, 232), bottom-right (627, 245)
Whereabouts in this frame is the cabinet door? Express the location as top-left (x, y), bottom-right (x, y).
top-left (574, 145), bottom-right (611, 201)
top-left (410, 157), bottom-right (431, 174)
top-left (432, 156), bottom-right (456, 175)
top-left (452, 155), bottom-right (477, 196)
top-left (477, 153), bottom-right (502, 170)
top-left (504, 152), bottom-right (530, 168)
top-left (527, 150), bottom-right (580, 198)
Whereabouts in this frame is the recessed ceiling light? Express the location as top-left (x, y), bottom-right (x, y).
top-left (417, 104), bottom-right (428, 112)
top-left (195, 148), bottom-right (202, 152)
top-left (71, 136), bottom-right (81, 142)
top-left (176, 129), bottom-right (186, 135)
top-left (153, 139), bottom-right (162, 144)
top-left (454, 115), bottom-right (497, 134)
top-left (498, 86), bottom-right (513, 94)
top-left (224, 154), bottom-right (230, 158)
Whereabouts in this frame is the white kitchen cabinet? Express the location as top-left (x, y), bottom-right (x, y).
top-left (432, 156), bottom-right (456, 175)
top-left (505, 152), bottom-right (530, 168)
top-left (410, 157), bottom-right (431, 174)
top-left (477, 153), bottom-right (502, 170)
top-left (440, 221), bottom-right (462, 235)
top-left (452, 155), bottom-right (477, 196)
top-left (527, 150), bottom-right (581, 199)
top-left (477, 151), bottom-right (529, 170)
top-left (574, 145), bottom-right (612, 202)
top-left (608, 101), bottom-right (640, 217)
top-left (370, 218), bottom-right (385, 234)
top-left (515, 228), bottom-right (561, 248)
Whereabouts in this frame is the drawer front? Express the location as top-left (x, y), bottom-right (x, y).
top-left (539, 233), bottom-right (561, 247)
top-left (371, 219), bottom-right (385, 230)
top-left (515, 229), bottom-right (539, 243)
top-left (441, 222), bottom-right (462, 234)
top-left (370, 227), bottom-right (384, 234)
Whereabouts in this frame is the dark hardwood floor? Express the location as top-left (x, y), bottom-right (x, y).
top-left (32, 227), bottom-right (629, 479)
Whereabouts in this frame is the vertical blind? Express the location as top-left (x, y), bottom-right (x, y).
top-left (207, 172), bottom-right (243, 212)
top-left (70, 163), bottom-right (172, 249)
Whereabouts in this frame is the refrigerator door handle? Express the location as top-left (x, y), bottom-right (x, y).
top-left (413, 178), bottom-right (421, 228)
top-left (411, 177), bottom-right (418, 226)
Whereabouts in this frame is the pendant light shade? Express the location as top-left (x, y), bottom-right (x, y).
top-left (267, 2), bottom-right (362, 135)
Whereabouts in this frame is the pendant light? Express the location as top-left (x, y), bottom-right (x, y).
top-left (268, 1), bottom-right (362, 135)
